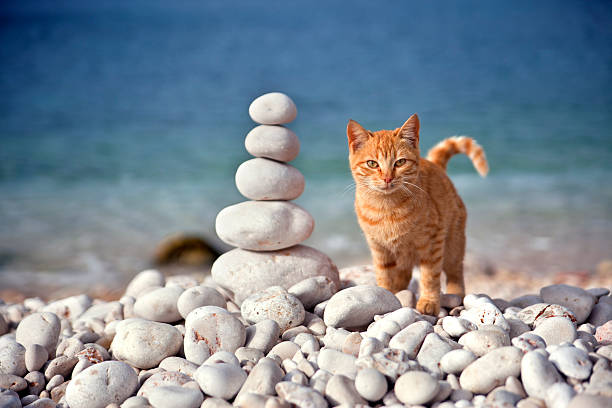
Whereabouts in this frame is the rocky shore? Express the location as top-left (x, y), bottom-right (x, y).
top-left (0, 267), bottom-right (610, 408)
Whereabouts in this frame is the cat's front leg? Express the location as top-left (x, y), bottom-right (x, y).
top-left (416, 234), bottom-right (444, 315)
top-left (368, 240), bottom-right (403, 292)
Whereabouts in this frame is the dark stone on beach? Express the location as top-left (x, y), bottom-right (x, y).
top-left (153, 234), bottom-right (221, 266)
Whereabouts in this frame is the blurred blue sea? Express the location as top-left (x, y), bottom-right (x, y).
top-left (1, 0), bottom-right (611, 288)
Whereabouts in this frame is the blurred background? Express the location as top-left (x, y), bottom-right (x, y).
top-left (1, 0), bottom-right (611, 294)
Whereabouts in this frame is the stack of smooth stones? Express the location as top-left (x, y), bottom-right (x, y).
top-left (0, 267), bottom-right (611, 408)
top-left (211, 92), bottom-right (340, 304)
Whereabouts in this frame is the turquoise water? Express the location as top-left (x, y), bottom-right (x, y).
top-left (1, 1), bottom-right (611, 288)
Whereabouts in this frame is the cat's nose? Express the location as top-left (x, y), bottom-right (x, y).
top-left (384, 177), bottom-right (393, 184)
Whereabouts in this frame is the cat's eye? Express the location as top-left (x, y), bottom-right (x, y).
top-left (394, 158), bottom-right (407, 167)
top-left (366, 160), bottom-right (379, 168)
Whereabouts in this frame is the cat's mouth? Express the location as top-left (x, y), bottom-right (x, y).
top-left (372, 184), bottom-right (398, 194)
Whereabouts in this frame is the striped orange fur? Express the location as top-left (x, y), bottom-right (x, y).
top-left (347, 114), bottom-right (488, 315)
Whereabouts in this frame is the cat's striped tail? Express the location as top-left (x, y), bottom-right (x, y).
top-left (426, 136), bottom-right (489, 177)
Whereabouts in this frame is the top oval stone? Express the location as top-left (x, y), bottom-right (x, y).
top-left (249, 92), bottom-right (297, 125)
top-left (245, 125), bottom-right (300, 162)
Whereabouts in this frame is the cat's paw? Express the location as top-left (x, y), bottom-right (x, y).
top-left (416, 297), bottom-right (440, 316)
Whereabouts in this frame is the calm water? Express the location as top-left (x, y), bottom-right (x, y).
top-left (1, 1), bottom-right (611, 289)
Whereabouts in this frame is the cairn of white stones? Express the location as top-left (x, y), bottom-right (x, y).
top-left (212, 92), bottom-right (340, 304)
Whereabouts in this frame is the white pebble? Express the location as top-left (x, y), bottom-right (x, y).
top-left (395, 371), bottom-right (440, 405)
top-left (249, 92), bottom-right (297, 125)
top-left (235, 158), bottom-right (305, 201)
top-left (355, 367), bottom-right (388, 401)
top-left (133, 285), bottom-right (184, 323)
top-left (241, 286), bottom-right (305, 332)
top-left (195, 362), bottom-right (247, 400)
top-left (440, 349), bottom-right (477, 374)
top-left (110, 318), bottom-right (182, 369)
top-left (245, 125), bottom-right (300, 162)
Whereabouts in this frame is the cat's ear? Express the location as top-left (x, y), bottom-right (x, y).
top-left (398, 114), bottom-right (420, 148)
top-left (347, 119), bottom-right (370, 153)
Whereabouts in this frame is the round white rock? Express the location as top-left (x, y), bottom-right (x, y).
top-left (245, 125), bottom-right (300, 162)
top-left (215, 201), bottom-right (314, 251)
top-left (235, 158), bottom-right (305, 201)
top-left (249, 92), bottom-right (297, 125)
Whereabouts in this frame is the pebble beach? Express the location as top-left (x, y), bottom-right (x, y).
top-left (1, 93), bottom-right (611, 408)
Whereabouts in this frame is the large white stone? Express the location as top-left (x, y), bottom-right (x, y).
top-left (15, 312), bottom-right (61, 358)
top-left (215, 201), bottom-right (313, 251)
top-left (110, 319), bottom-right (182, 369)
top-left (211, 244), bottom-right (339, 304)
top-left (459, 346), bottom-right (523, 394)
top-left (235, 158), bottom-right (304, 201)
top-left (324, 285), bottom-right (401, 329)
top-left (540, 284), bottom-right (596, 324)
top-left (65, 361), bottom-right (138, 408)
top-left (245, 125), bottom-right (300, 162)
top-left (249, 92), bottom-right (297, 125)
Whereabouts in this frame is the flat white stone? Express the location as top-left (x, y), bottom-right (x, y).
top-left (235, 158), bottom-right (305, 201)
top-left (215, 201), bottom-right (314, 251)
top-left (212, 244), bottom-right (339, 304)
top-left (324, 285), bottom-right (401, 329)
top-left (245, 125), bottom-right (300, 162)
top-left (110, 318), bottom-right (182, 369)
top-left (275, 381), bottom-right (328, 408)
top-left (65, 361), bottom-right (138, 408)
top-left (249, 92), bottom-right (297, 125)
top-left (241, 286), bottom-right (305, 332)
top-left (459, 346), bottom-right (522, 394)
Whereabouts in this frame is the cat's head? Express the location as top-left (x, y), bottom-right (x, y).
top-left (347, 114), bottom-right (420, 194)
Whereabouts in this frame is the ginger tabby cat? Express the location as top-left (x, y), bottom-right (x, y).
top-left (347, 114), bottom-right (488, 315)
